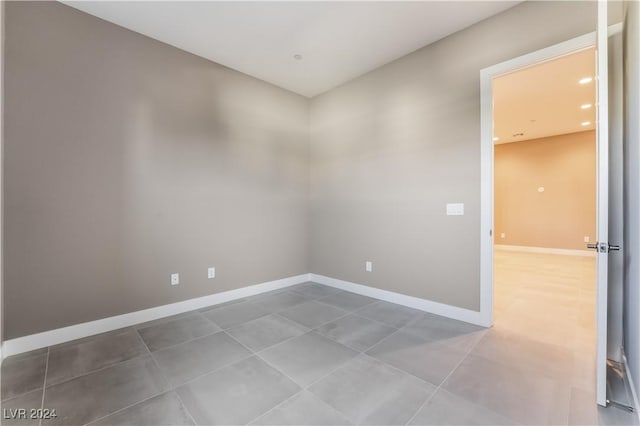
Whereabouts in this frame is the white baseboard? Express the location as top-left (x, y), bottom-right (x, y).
top-left (623, 353), bottom-right (640, 422)
top-left (3, 272), bottom-right (487, 357)
top-left (310, 273), bottom-right (487, 327)
top-left (2, 273), bottom-right (311, 357)
top-left (495, 244), bottom-right (595, 257)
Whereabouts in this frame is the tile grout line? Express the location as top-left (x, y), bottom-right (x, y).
top-left (42, 330), bottom-right (152, 389)
top-left (138, 326), bottom-right (223, 354)
top-left (150, 329), bottom-right (274, 392)
top-left (294, 300), bottom-right (466, 395)
top-left (28, 285), bottom-right (481, 426)
top-left (168, 351), bottom-right (257, 392)
top-left (265, 312), bottom-right (312, 333)
top-left (312, 300), bottom-right (404, 331)
top-left (346, 315), bottom-right (447, 395)
top-left (144, 330), bottom-right (253, 394)
top-left (60, 335), bottom-right (191, 426)
top-left (356, 351), bottom-right (439, 392)
top-left (134, 290), bottom-right (378, 363)
top-left (254, 310), bottom-right (427, 422)
top-left (244, 390), bottom-right (304, 425)
top-left (38, 347), bottom-right (50, 426)
top-left (225, 329), bottom-right (358, 425)
top-left (82, 390), bottom-right (167, 426)
top-left (356, 310), bottom-right (421, 356)
top-left (219, 332), bottom-right (317, 426)
top-left (246, 323), bottom-right (316, 356)
top-left (133, 327), bottom-right (154, 354)
top-left (231, 305), bottom-right (442, 424)
top-left (403, 329), bottom-right (489, 426)
top-left (82, 332), bottom-right (180, 426)
top-left (173, 391), bottom-right (199, 426)
top-left (222, 330), bottom-right (304, 388)
top-left (138, 334), bottom-right (198, 426)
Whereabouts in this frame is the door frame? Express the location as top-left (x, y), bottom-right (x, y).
top-left (478, 24), bottom-right (622, 328)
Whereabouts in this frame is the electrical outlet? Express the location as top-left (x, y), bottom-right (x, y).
top-left (208, 267), bottom-right (216, 279)
top-left (584, 236), bottom-right (590, 243)
top-left (365, 261), bottom-right (372, 272)
top-left (500, 233), bottom-right (506, 239)
top-left (171, 273), bottom-right (180, 286)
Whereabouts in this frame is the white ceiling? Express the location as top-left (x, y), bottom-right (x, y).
top-left (63, 1), bottom-right (520, 98)
top-left (493, 47), bottom-right (597, 144)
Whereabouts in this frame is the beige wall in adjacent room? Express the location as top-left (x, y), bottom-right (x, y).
top-left (309, 1), bottom-right (597, 311)
top-left (494, 131), bottom-right (596, 251)
top-left (4, 2), bottom-right (309, 339)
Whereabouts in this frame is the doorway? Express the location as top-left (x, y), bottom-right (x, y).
top-left (491, 47), bottom-right (598, 387)
top-left (480, 18), bottom-right (627, 408)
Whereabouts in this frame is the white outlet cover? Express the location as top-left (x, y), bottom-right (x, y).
top-left (538, 187), bottom-right (545, 192)
top-left (500, 233), bottom-right (506, 238)
top-left (584, 236), bottom-right (590, 243)
top-left (208, 267), bottom-right (216, 279)
top-left (365, 261), bottom-right (372, 272)
top-left (171, 273), bottom-right (180, 286)
top-left (446, 203), bottom-right (464, 216)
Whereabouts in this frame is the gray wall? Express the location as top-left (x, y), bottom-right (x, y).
top-left (4, 1), bottom-right (309, 339)
top-left (309, 1), bottom-right (597, 310)
top-left (623, 0), bottom-right (640, 403)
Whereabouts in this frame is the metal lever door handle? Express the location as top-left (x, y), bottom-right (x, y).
top-left (609, 244), bottom-right (620, 251)
top-left (587, 243), bottom-right (599, 250)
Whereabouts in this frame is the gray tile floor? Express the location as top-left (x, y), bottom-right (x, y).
top-left (1, 282), bottom-right (638, 425)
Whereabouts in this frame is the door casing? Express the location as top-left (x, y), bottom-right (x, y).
top-left (479, 23), bottom-right (623, 406)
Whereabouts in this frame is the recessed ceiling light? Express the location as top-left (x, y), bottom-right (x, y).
top-left (493, 137), bottom-right (499, 142)
top-left (293, 54), bottom-right (302, 60)
top-left (581, 121), bottom-right (591, 126)
top-left (581, 103), bottom-right (592, 109)
top-left (579, 77), bottom-right (593, 84)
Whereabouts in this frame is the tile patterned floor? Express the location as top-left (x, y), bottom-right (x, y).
top-left (1, 276), bottom-right (638, 425)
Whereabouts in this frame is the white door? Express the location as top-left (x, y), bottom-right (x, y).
top-left (595, 0), bottom-right (612, 407)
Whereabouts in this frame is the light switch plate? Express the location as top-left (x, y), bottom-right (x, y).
top-left (171, 273), bottom-right (180, 286)
top-left (446, 203), bottom-right (464, 216)
top-left (208, 267), bottom-right (216, 279)
top-left (365, 261), bottom-right (372, 272)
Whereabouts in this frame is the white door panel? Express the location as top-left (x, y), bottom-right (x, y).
top-left (596, 0), bottom-right (610, 407)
